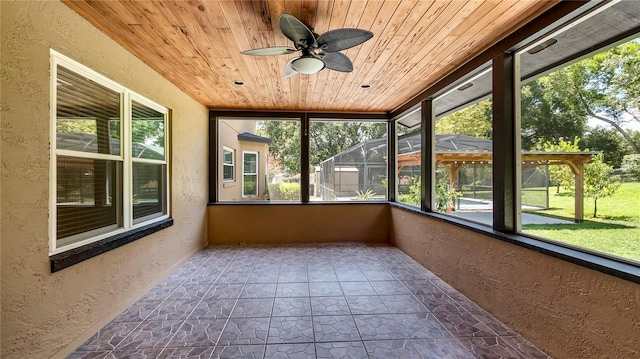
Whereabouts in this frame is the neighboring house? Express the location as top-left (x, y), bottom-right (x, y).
top-left (218, 119), bottom-right (270, 201)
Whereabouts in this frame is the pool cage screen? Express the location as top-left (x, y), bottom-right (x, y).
top-left (317, 138), bottom-right (387, 200)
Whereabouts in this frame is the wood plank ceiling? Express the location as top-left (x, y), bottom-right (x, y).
top-left (62, 0), bottom-right (559, 113)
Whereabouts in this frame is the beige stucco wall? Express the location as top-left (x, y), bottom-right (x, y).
top-left (390, 207), bottom-right (640, 359)
top-left (1, 1), bottom-right (209, 358)
top-left (218, 119), bottom-right (269, 201)
top-left (209, 204), bottom-right (390, 245)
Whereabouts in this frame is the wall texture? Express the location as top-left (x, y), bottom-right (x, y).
top-left (390, 207), bottom-right (640, 359)
top-left (209, 204), bottom-right (390, 245)
top-left (1, 1), bottom-right (209, 358)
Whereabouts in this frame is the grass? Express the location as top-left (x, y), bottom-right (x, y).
top-left (522, 182), bottom-right (640, 263)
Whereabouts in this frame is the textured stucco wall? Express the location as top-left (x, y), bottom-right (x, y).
top-left (209, 204), bottom-right (390, 245)
top-left (390, 207), bottom-right (640, 359)
top-left (1, 1), bottom-right (209, 358)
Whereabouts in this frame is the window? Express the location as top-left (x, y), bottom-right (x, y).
top-left (243, 151), bottom-right (259, 197)
top-left (434, 65), bottom-right (493, 225)
top-left (50, 50), bottom-right (169, 254)
top-left (516, 3), bottom-right (640, 263)
top-left (395, 107), bottom-right (422, 208)
top-left (311, 120), bottom-right (387, 201)
top-left (223, 147), bottom-right (235, 182)
top-left (218, 118), bottom-right (300, 202)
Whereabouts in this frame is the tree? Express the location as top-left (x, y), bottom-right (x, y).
top-left (540, 138), bottom-right (582, 193)
top-left (436, 99), bottom-right (492, 139)
top-left (257, 120), bottom-right (387, 174)
top-left (621, 154), bottom-right (640, 181)
top-left (584, 153), bottom-right (621, 218)
top-left (521, 73), bottom-right (587, 150)
top-left (256, 121), bottom-right (301, 174)
top-left (520, 39), bottom-right (640, 153)
top-left (583, 126), bottom-right (632, 168)
top-left (561, 40), bottom-right (640, 153)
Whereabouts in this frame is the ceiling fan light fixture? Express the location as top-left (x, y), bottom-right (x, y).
top-left (291, 56), bottom-right (325, 74)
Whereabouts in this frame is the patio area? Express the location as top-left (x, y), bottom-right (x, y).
top-left (68, 243), bottom-right (550, 358)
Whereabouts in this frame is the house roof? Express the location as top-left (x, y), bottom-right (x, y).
top-left (238, 132), bottom-right (272, 145)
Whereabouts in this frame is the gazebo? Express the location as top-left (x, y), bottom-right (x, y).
top-left (397, 134), bottom-right (595, 222)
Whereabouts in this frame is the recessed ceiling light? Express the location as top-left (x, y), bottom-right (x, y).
top-left (527, 38), bottom-right (558, 54)
top-left (232, 80), bottom-right (245, 86)
top-left (457, 83), bottom-right (473, 91)
top-left (360, 84), bottom-right (371, 89)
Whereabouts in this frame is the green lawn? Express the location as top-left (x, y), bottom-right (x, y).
top-left (522, 182), bottom-right (640, 263)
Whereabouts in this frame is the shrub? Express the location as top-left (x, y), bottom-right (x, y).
top-left (268, 182), bottom-right (300, 200)
top-left (621, 154), bottom-right (640, 181)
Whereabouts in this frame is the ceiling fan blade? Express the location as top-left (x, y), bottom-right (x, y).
top-left (279, 14), bottom-right (316, 48)
top-left (241, 46), bottom-right (298, 56)
top-left (283, 58), bottom-right (299, 78)
top-left (317, 29), bottom-right (373, 52)
top-left (321, 52), bottom-right (353, 73)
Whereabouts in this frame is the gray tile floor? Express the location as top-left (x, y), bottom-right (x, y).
top-left (68, 243), bottom-right (551, 358)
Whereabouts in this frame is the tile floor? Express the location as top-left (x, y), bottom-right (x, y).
top-left (68, 243), bottom-right (551, 359)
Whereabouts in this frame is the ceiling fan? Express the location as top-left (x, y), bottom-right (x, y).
top-left (241, 14), bottom-right (373, 77)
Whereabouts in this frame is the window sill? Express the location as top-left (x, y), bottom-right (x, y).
top-left (50, 218), bottom-right (174, 273)
top-left (389, 202), bottom-right (640, 284)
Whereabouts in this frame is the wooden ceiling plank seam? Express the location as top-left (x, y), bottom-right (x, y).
top-left (330, 0), bottom-right (421, 109)
top-left (318, 0), bottom-right (391, 109)
top-left (366, 0), bottom-right (471, 94)
top-left (200, 0), bottom-right (230, 29)
top-left (259, 30), bottom-right (291, 107)
top-left (299, 0), bottom-right (319, 29)
top-left (168, 0), bottom-right (232, 62)
top-left (191, 0), bottom-right (266, 106)
top-left (216, 1), bottom-right (275, 107)
top-left (263, 0), bottom-right (294, 108)
top-left (320, 0), bottom-right (369, 109)
top-left (165, 0), bottom-right (248, 105)
top-left (218, 28), bottom-right (271, 109)
top-left (317, 0), bottom-right (352, 110)
top-left (65, 0), bottom-right (565, 112)
top-left (117, 1), bottom-right (200, 63)
top-left (251, 0), bottom-right (275, 32)
top-left (341, 0), bottom-right (418, 111)
top-left (321, 0), bottom-right (368, 106)
top-left (306, 0), bottom-right (336, 108)
top-left (372, 0), bottom-right (528, 105)
top-left (284, 0), bottom-right (303, 23)
top-left (231, 0), bottom-right (280, 108)
top-left (62, 1), bottom-right (210, 106)
top-left (269, 0), bottom-right (302, 108)
top-left (180, 0), bottom-right (257, 100)
top-left (364, 0), bottom-right (482, 110)
top-left (375, 0), bottom-right (555, 110)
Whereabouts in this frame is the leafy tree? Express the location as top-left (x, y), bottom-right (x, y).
top-left (520, 39), bottom-right (640, 153)
top-left (257, 120), bottom-right (386, 174)
top-left (521, 73), bottom-right (587, 150)
top-left (583, 126), bottom-right (632, 168)
top-left (621, 154), bottom-right (640, 181)
top-left (540, 138), bottom-right (582, 193)
top-left (584, 153), bottom-right (621, 218)
top-left (436, 99), bottom-right (492, 139)
top-left (559, 40), bottom-right (640, 153)
top-left (256, 121), bottom-right (301, 174)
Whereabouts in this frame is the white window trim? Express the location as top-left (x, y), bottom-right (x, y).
top-left (223, 146), bottom-right (235, 182)
top-left (242, 151), bottom-right (259, 197)
top-left (49, 50), bottom-right (170, 255)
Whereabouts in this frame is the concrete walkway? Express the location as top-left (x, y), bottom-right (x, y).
top-left (451, 210), bottom-right (574, 226)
